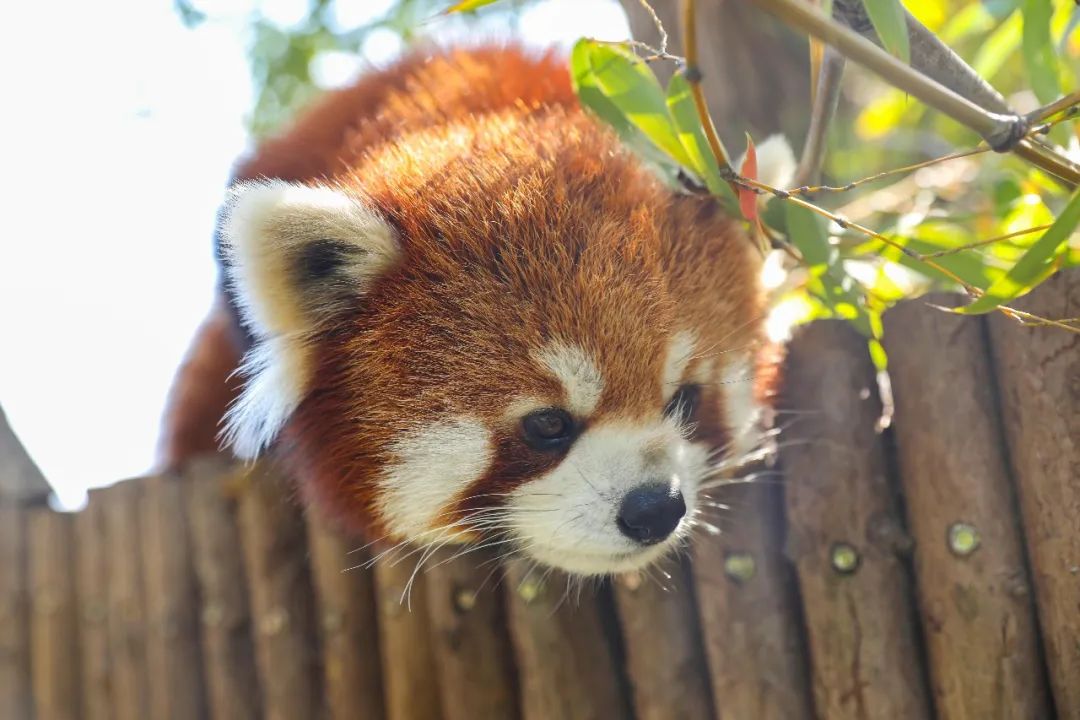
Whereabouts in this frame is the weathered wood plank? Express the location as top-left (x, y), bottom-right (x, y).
top-left (74, 493), bottom-right (112, 720)
top-left (236, 462), bottom-right (323, 720)
top-left (140, 475), bottom-right (208, 720)
top-left (0, 505), bottom-right (32, 720)
top-left (779, 320), bottom-right (931, 719)
top-left (505, 560), bottom-right (628, 720)
top-left (103, 481), bottom-right (151, 720)
top-left (987, 269), bottom-right (1080, 716)
top-left (614, 560), bottom-right (714, 720)
top-left (28, 509), bottom-right (80, 720)
top-left (306, 511), bottom-right (386, 720)
top-left (183, 457), bottom-right (261, 720)
top-left (883, 295), bottom-right (1050, 719)
top-left (374, 558), bottom-right (444, 720)
top-left (692, 479), bottom-right (812, 720)
top-left (425, 549), bottom-right (519, 720)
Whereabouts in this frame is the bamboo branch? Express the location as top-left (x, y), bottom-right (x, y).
top-left (794, 46), bottom-right (845, 187)
top-left (746, 0), bottom-right (1080, 185)
top-left (833, 0), bottom-right (1012, 114)
top-left (681, 0), bottom-right (737, 193)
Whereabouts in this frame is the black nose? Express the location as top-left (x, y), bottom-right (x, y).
top-left (616, 484), bottom-right (686, 545)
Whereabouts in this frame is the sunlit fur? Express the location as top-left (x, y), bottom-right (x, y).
top-left (161, 45), bottom-right (766, 576)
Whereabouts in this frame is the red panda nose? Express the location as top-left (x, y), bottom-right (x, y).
top-left (616, 484), bottom-right (686, 545)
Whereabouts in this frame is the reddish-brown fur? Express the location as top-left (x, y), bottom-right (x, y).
top-left (162, 45), bottom-right (762, 541)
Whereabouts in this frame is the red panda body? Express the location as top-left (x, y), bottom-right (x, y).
top-left (163, 45), bottom-right (764, 575)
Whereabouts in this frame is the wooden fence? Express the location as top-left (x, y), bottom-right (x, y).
top-left (1, 270), bottom-right (1077, 720)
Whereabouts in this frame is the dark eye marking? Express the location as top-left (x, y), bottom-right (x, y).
top-left (521, 408), bottom-right (576, 452)
top-left (664, 384), bottom-right (701, 425)
top-left (296, 238), bottom-right (356, 284)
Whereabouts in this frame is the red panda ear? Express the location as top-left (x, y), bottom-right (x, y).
top-left (218, 180), bottom-right (399, 458)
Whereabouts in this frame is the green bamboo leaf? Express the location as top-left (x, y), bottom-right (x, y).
top-left (570, 40), bottom-right (684, 188)
top-left (785, 202), bottom-right (834, 269)
top-left (864, 0), bottom-right (911, 64)
top-left (444, 0), bottom-right (502, 13)
top-left (1021, 0), bottom-right (1060, 104)
top-left (570, 40), bottom-right (635, 137)
top-left (586, 43), bottom-right (695, 170)
top-left (665, 71), bottom-right (733, 202)
top-left (956, 189), bottom-right (1080, 314)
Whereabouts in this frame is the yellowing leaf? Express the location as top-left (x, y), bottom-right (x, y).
top-left (444, 0), bottom-right (502, 13)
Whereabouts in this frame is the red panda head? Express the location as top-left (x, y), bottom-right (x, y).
top-left (219, 76), bottom-right (765, 576)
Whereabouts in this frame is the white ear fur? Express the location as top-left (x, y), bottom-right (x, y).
top-left (219, 179), bottom-right (399, 458)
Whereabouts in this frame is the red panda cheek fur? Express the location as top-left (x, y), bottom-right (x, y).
top-left (164, 44), bottom-right (764, 547)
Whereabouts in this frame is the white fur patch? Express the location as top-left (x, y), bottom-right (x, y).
top-left (722, 354), bottom-right (761, 460)
top-left (737, 134), bottom-right (797, 190)
top-left (534, 342), bottom-right (604, 416)
top-left (218, 180), bottom-right (399, 458)
top-left (378, 417), bottom-right (494, 539)
top-left (662, 329), bottom-right (697, 399)
top-left (508, 419), bottom-right (706, 576)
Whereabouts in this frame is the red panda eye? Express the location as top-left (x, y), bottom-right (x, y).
top-left (664, 384), bottom-right (701, 424)
top-left (521, 408), bottom-right (575, 451)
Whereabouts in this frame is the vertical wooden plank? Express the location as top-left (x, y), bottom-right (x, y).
top-left (779, 320), bottom-right (931, 719)
top-left (692, 479), bottom-right (812, 720)
top-left (613, 560), bottom-right (714, 720)
top-left (306, 511), bottom-right (386, 720)
top-left (374, 559), bottom-right (444, 720)
top-left (28, 509), bottom-right (81, 720)
top-left (237, 461), bottom-right (323, 720)
top-left (504, 560), bottom-right (628, 720)
top-left (184, 457), bottom-right (261, 720)
top-left (103, 481), bottom-right (150, 720)
top-left (883, 295), bottom-right (1050, 718)
top-left (987, 269), bottom-right (1080, 716)
top-left (74, 494), bottom-right (111, 720)
top-left (0, 505), bottom-right (32, 720)
top-left (425, 549), bottom-right (519, 720)
top-left (140, 475), bottom-right (208, 720)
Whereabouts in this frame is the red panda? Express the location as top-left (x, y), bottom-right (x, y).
top-left (161, 45), bottom-right (766, 576)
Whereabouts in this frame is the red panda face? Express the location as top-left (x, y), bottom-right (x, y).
top-left (220, 108), bottom-right (763, 576)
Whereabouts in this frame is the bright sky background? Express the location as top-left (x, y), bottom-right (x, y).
top-left (0, 0), bottom-right (630, 509)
